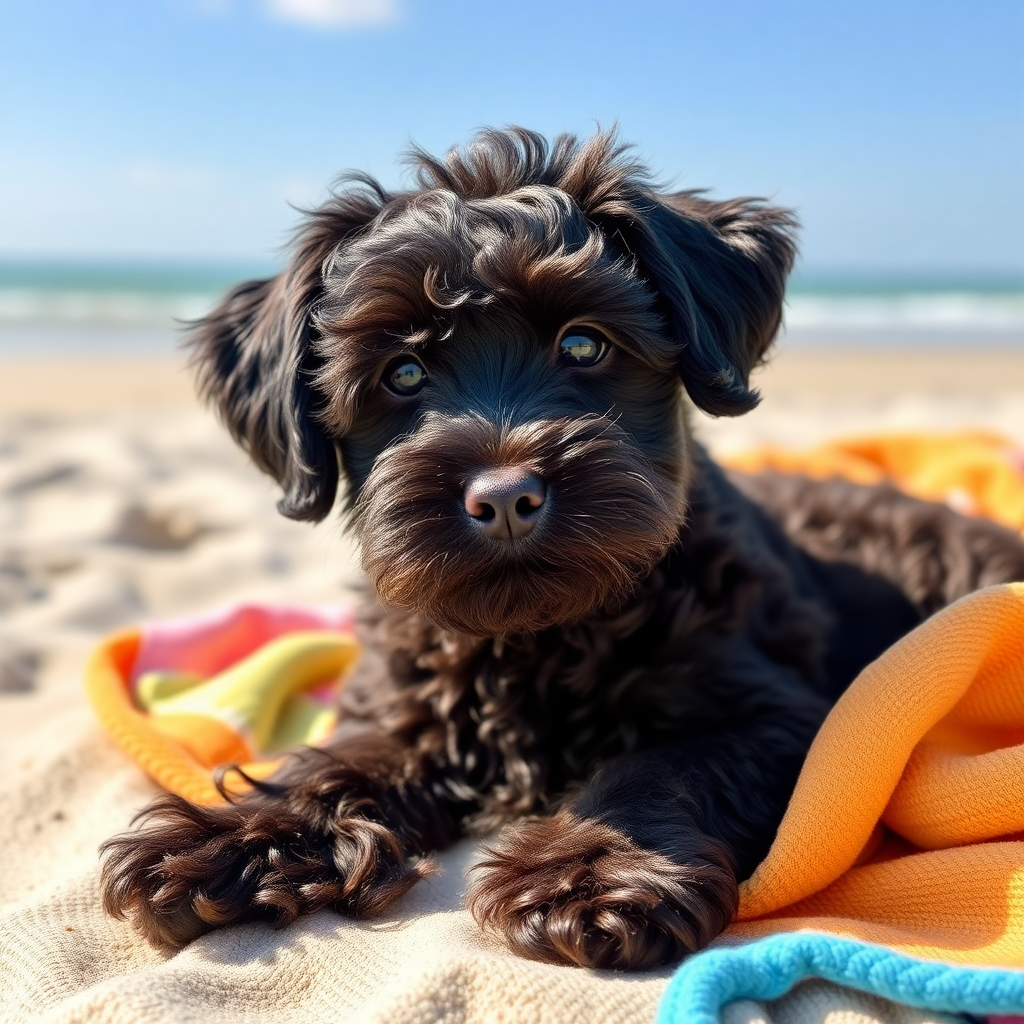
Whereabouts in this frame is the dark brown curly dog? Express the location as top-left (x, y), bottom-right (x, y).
top-left (100, 128), bottom-right (1024, 970)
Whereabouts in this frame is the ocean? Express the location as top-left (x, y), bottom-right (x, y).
top-left (0, 262), bottom-right (1021, 355)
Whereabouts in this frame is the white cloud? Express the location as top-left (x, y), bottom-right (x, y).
top-left (266, 0), bottom-right (400, 29)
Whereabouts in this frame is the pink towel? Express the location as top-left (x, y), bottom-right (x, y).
top-left (133, 603), bottom-right (355, 682)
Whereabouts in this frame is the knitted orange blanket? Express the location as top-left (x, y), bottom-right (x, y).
top-left (723, 431), bottom-right (1024, 967)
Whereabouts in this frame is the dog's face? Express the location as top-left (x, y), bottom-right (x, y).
top-left (314, 184), bottom-right (694, 636)
top-left (191, 130), bottom-right (795, 636)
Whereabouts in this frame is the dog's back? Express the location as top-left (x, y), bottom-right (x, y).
top-left (734, 467), bottom-right (1024, 695)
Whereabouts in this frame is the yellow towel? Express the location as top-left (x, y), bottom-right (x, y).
top-left (86, 628), bottom-right (359, 805)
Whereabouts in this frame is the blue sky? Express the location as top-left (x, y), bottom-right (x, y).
top-left (1, 0), bottom-right (1022, 276)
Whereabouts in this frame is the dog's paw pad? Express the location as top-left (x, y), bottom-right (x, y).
top-left (467, 811), bottom-right (737, 970)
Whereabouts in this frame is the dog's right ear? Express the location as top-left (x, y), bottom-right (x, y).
top-left (188, 271), bottom-right (338, 522)
top-left (619, 192), bottom-right (798, 418)
top-left (188, 188), bottom-right (386, 523)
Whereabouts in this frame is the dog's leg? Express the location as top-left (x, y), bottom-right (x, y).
top-left (101, 732), bottom-right (462, 947)
top-left (468, 709), bottom-right (821, 970)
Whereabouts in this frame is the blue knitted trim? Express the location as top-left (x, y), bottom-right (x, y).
top-left (655, 934), bottom-right (1024, 1024)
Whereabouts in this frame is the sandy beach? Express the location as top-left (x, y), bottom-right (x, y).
top-left (1, 344), bottom-right (1021, 1023)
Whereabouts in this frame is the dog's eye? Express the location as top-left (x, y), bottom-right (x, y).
top-left (383, 358), bottom-right (427, 396)
top-left (558, 328), bottom-right (609, 367)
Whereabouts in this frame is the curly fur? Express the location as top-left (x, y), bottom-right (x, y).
top-left (100, 127), bottom-right (1024, 970)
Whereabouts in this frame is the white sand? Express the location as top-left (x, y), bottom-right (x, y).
top-left (0, 347), bottom-right (1018, 1023)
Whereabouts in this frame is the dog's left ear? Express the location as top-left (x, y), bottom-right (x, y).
top-left (622, 192), bottom-right (797, 417)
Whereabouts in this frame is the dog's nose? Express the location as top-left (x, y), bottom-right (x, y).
top-left (464, 466), bottom-right (547, 541)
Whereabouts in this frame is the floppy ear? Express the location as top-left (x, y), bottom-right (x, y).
top-left (188, 188), bottom-right (386, 522)
top-left (188, 271), bottom-right (340, 522)
top-left (623, 191), bottom-right (797, 417)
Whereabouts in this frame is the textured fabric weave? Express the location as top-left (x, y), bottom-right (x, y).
top-left (659, 935), bottom-right (1024, 1024)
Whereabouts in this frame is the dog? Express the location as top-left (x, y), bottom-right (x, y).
top-left (100, 128), bottom-right (1024, 971)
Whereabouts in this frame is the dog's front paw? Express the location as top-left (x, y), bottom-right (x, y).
top-left (467, 811), bottom-right (738, 970)
top-left (101, 793), bottom-right (425, 947)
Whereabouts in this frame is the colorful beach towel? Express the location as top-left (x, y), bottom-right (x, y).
top-left (86, 603), bottom-right (358, 804)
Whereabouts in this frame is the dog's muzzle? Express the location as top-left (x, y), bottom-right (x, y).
top-left (354, 413), bottom-right (685, 635)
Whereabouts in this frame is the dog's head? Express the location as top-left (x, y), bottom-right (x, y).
top-left (190, 129), bottom-right (795, 636)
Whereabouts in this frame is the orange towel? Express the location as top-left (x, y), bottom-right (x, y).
top-left (730, 582), bottom-right (1024, 967)
top-left (724, 431), bottom-right (1024, 533)
top-left (721, 431), bottom-right (1024, 967)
